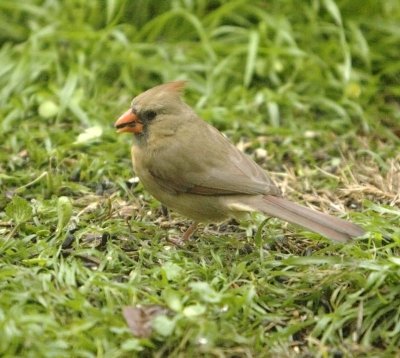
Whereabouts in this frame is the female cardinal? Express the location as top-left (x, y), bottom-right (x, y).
top-left (115, 81), bottom-right (364, 243)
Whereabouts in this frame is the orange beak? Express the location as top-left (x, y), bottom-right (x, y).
top-left (114, 109), bottom-right (143, 134)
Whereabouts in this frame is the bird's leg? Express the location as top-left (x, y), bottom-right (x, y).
top-left (182, 222), bottom-right (198, 241)
top-left (160, 205), bottom-right (169, 219)
top-left (167, 222), bottom-right (198, 246)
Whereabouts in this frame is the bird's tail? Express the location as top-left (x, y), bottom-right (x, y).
top-left (254, 195), bottom-right (365, 242)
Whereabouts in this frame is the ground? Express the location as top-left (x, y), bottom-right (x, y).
top-left (0, 1), bottom-right (399, 357)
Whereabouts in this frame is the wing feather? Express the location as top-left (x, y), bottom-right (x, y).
top-left (148, 118), bottom-right (281, 196)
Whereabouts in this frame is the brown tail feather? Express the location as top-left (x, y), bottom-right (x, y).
top-left (255, 195), bottom-right (365, 242)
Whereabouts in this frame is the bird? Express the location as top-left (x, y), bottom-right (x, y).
top-left (114, 81), bottom-right (364, 244)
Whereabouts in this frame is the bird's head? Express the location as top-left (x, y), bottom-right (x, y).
top-left (114, 81), bottom-right (187, 135)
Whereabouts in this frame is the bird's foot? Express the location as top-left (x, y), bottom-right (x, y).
top-left (166, 236), bottom-right (186, 246)
top-left (166, 222), bottom-right (198, 246)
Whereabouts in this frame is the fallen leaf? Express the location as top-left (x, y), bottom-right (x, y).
top-left (74, 125), bottom-right (103, 144)
top-left (123, 305), bottom-right (169, 338)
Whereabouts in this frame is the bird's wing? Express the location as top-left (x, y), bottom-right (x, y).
top-left (147, 119), bottom-right (281, 196)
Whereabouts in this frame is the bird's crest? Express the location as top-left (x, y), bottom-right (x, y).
top-left (151, 80), bottom-right (187, 95)
top-left (131, 81), bottom-right (187, 108)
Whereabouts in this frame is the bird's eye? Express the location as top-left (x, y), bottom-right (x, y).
top-left (142, 110), bottom-right (157, 122)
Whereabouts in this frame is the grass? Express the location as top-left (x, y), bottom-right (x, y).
top-left (1, 0), bottom-right (400, 356)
